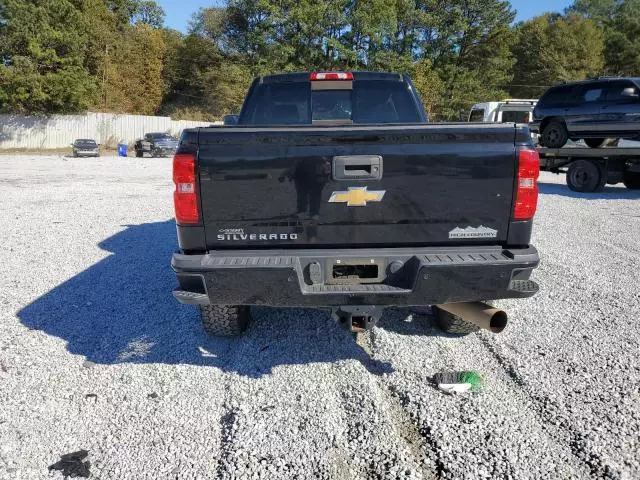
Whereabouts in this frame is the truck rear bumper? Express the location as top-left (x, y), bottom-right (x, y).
top-left (171, 246), bottom-right (539, 307)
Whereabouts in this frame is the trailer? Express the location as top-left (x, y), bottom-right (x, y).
top-left (538, 147), bottom-right (640, 192)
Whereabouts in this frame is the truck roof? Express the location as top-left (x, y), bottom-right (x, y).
top-left (234, 71), bottom-right (426, 125)
top-left (547, 77), bottom-right (640, 89)
top-left (470, 100), bottom-right (537, 109)
top-left (258, 71), bottom-right (405, 84)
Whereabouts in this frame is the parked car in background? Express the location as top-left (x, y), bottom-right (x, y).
top-left (134, 132), bottom-right (178, 158)
top-left (71, 139), bottom-right (100, 157)
top-left (468, 99), bottom-right (537, 123)
top-left (532, 77), bottom-right (640, 148)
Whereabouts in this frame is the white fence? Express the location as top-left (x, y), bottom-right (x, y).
top-left (0, 112), bottom-right (221, 150)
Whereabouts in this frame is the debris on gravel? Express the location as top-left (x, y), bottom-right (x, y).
top-left (1, 155), bottom-right (639, 479)
top-left (48, 450), bottom-right (91, 478)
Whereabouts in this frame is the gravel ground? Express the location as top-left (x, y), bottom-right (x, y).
top-left (0, 155), bottom-right (639, 480)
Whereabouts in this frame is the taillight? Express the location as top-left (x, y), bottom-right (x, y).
top-left (513, 148), bottom-right (540, 220)
top-left (173, 153), bottom-right (199, 224)
top-left (309, 72), bottom-right (353, 81)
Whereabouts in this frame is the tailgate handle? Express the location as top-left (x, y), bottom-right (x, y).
top-left (333, 155), bottom-right (383, 180)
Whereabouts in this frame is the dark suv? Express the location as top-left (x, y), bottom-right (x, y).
top-left (532, 77), bottom-right (640, 148)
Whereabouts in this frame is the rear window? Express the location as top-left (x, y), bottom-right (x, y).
top-left (352, 80), bottom-right (422, 123)
top-left (244, 82), bottom-right (310, 125)
top-left (500, 110), bottom-right (530, 123)
top-left (312, 90), bottom-right (351, 121)
top-left (468, 108), bottom-right (484, 122)
top-left (240, 79), bottom-right (422, 125)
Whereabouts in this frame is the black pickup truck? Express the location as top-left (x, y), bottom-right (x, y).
top-left (171, 71), bottom-right (540, 336)
top-left (134, 132), bottom-right (179, 158)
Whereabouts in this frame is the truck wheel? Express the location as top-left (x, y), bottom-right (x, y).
top-left (584, 138), bottom-right (606, 148)
top-left (431, 305), bottom-right (480, 336)
top-left (541, 121), bottom-right (569, 148)
top-left (623, 171), bottom-right (640, 190)
top-left (135, 149), bottom-right (143, 158)
top-left (566, 159), bottom-right (605, 192)
top-left (199, 305), bottom-right (251, 337)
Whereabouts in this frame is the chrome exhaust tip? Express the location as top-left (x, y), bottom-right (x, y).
top-left (434, 302), bottom-right (508, 333)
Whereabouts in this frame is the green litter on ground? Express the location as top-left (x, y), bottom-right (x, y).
top-left (433, 370), bottom-right (484, 394)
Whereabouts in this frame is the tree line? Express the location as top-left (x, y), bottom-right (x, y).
top-left (1, 0), bottom-right (638, 121)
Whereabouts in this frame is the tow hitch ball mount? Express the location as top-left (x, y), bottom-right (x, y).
top-left (331, 306), bottom-right (384, 333)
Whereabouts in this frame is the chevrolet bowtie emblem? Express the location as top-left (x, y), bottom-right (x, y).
top-left (328, 187), bottom-right (386, 206)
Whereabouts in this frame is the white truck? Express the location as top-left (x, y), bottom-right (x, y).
top-left (468, 99), bottom-right (537, 123)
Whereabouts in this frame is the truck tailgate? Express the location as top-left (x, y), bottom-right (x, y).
top-left (196, 124), bottom-right (518, 249)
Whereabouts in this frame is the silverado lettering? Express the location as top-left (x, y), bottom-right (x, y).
top-left (217, 233), bottom-right (298, 241)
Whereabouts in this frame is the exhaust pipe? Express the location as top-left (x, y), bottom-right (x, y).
top-left (435, 302), bottom-right (508, 333)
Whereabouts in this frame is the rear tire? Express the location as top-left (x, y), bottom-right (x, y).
top-left (623, 171), bottom-right (640, 190)
top-left (584, 138), bottom-right (606, 148)
top-left (199, 305), bottom-right (251, 337)
top-left (566, 159), bottom-right (605, 192)
top-left (432, 305), bottom-right (480, 336)
top-left (541, 120), bottom-right (569, 148)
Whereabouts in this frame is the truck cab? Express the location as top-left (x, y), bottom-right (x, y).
top-left (469, 100), bottom-right (538, 123)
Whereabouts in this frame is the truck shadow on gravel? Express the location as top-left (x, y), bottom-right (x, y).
top-left (16, 219), bottom-right (420, 377)
top-left (538, 182), bottom-right (640, 200)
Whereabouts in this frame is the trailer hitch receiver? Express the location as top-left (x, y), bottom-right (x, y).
top-left (331, 306), bottom-right (384, 333)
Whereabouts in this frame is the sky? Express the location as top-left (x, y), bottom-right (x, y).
top-left (158, 0), bottom-right (574, 33)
